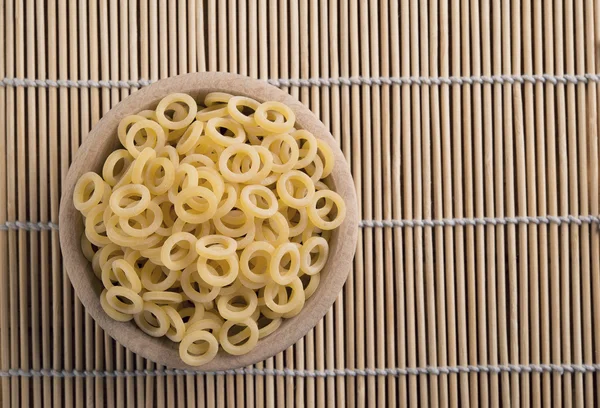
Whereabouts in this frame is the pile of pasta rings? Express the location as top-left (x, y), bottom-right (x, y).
top-left (73, 92), bottom-right (346, 366)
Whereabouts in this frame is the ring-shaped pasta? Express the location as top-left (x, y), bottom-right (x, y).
top-left (73, 172), bottom-right (106, 213)
top-left (97, 243), bottom-right (124, 270)
top-left (244, 146), bottom-right (274, 184)
top-left (255, 212), bottom-right (290, 246)
top-left (179, 330), bottom-right (219, 366)
top-left (232, 221), bottom-right (257, 250)
top-left (160, 232), bottom-right (198, 270)
top-left (195, 235), bottom-right (237, 260)
top-left (105, 215), bottom-right (141, 247)
top-left (206, 117), bottom-right (247, 147)
top-left (102, 149), bottom-right (134, 187)
top-left (117, 114), bottom-right (146, 146)
top-left (125, 119), bottom-right (166, 157)
top-left (213, 208), bottom-right (254, 238)
top-left (173, 186), bottom-right (218, 224)
top-left (131, 147), bottom-right (157, 184)
top-left (163, 305), bottom-right (186, 342)
top-left (141, 261), bottom-right (181, 291)
top-left (196, 104), bottom-right (229, 121)
top-left (179, 302), bottom-right (206, 329)
top-left (144, 157), bottom-right (175, 195)
top-left (100, 289), bottom-right (134, 322)
top-left (263, 278), bottom-right (305, 314)
top-left (239, 185), bottom-right (278, 218)
top-left (300, 236), bottom-right (329, 275)
top-left (168, 163), bottom-right (199, 202)
top-left (84, 206), bottom-right (111, 247)
top-left (218, 144), bottom-right (260, 183)
top-left (155, 93), bottom-right (198, 130)
top-left (181, 153), bottom-right (216, 171)
top-left (109, 184), bottom-right (151, 218)
top-left (261, 133), bottom-right (299, 173)
top-left (216, 287), bottom-right (258, 322)
top-left (268, 243), bottom-right (301, 285)
top-left (119, 201), bottom-right (163, 238)
top-left (142, 291), bottom-right (183, 305)
top-left (307, 190), bottom-right (347, 230)
top-left (288, 130), bottom-right (319, 169)
top-left (227, 96), bottom-right (260, 126)
top-left (240, 241), bottom-right (274, 284)
top-left (214, 184), bottom-right (238, 219)
top-left (254, 101), bottom-right (296, 134)
top-left (276, 170), bottom-right (316, 209)
top-left (195, 167), bottom-right (225, 202)
top-left (193, 136), bottom-right (225, 163)
top-left (285, 206), bottom-right (309, 238)
top-left (106, 286), bottom-right (144, 315)
top-left (301, 271), bottom-right (321, 300)
top-left (176, 121), bottom-right (204, 155)
top-left (205, 92), bottom-right (234, 106)
top-left (218, 317), bottom-right (259, 356)
top-left (181, 263), bottom-right (221, 303)
top-left (305, 152), bottom-right (324, 182)
top-left (197, 255), bottom-right (239, 287)
top-left (134, 301), bottom-right (170, 337)
top-left (111, 259), bottom-right (143, 293)
top-left (156, 145), bottom-right (180, 168)
top-left (164, 103), bottom-right (191, 141)
top-left (316, 139), bottom-right (335, 178)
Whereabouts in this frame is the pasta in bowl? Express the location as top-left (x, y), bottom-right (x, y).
top-left (59, 72), bottom-right (358, 370)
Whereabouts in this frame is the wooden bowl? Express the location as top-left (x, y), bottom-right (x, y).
top-left (59, 72), bottom-right (358, 371)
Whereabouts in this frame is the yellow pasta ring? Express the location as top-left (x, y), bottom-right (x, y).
top-left (144, 157), bottom-right (176, 196)
top-left (181, 153), bottom-right (217, 170)
top-left (276, 170), bottom-right (316, 209)
top-left (217, 287), bottom-right (258, 322)
top-left (160, 232), bottom-right (198, 270)
top-left (218, 144), bottom-right (261, 183)
top-left (109, 184), bottom-right (152, 218)
top-left (204, 92), bottom-right (234, 106)
top-left (205, 117), bottom-right (247, 147)
top-left (213, 208), bottom-right (254, 238)
top-left (261, 133), bottom-right (299, 173)
top-left (125, 119), bottom-right (166, 157)
top-left (173, 186), bottom-right (218, 224)
top-left (239, 185), bottom-right (278, 219)
top-left (306, 190), bottom-right (347, 230)
top-left (131, 147), bottom-right (157, 184)
top-left (117, 114), bottom-right (146, 146)
top-left (179, 330), bottom-right (219, 366)
top-left (156, 144), bottom-right (180, 168)
top-left (301, 271), bottom-right (321, 300)
top-left (102, 149), bottom-right (133, 187)
top-left (316, 139), bottom-right (335, 178)
top-left (163, 305), bottom-right (186, 342)
top-left (227, 96), bottom-right (260, 126)
top-left (155, 93), bottom-right (198, 130)
top-left (100, 289), bottom-right (134, 322)
top-left (106, 286), bottom-right (144, 315)
top-left (195, 235), bottom-right (237, 260)
top-left (112, 258), bottom-right (143, 293)
top-left (214, 184), bottom-right (238, 219)
top-left (180, 263), bottom-right (221, 303)
top-left (286, 206), bottom-right (309, 238)
top-left (134, 301), bottom-right (170, 337)
top-left (80, 233), bottom-right (96, 262)
top-left (118, 201), bottom-right (163, 238)
top-left (197, 255), bottom-right (239, 288)
top-left (300, 236), bottom-right (329, 275)
top-left (142, 291), bottom-right (183, 305)
top-left (268, 242), bottom-right (301, 285)
top-left (195, 104), bottom-right (229, 122)
top-left (140, 261), bottom-right (181, 291)
top-left (176, 121), bottom-right (204, 155)
top-left (263, 278), bottom-right (305, 314)
top-left (289, 130), bottom-right (319, 169)
top-left (73, 172), bottom-right (106, 214)
top-left (254, 101), bottom-right (296, 134)
top-left (239, 241), bottom-right (275, 284)
top-left (246, 146), bottom-right (275, 184)
top-left (218, 317), bottom-right (259, 356)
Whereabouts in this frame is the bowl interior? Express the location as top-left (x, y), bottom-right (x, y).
top-left (59, 72), bottom-right (358, 370)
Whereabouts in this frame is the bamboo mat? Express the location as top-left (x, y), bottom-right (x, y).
top-left (2, 0), bottom-right (600, 407)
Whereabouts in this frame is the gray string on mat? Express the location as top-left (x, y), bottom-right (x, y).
top-left (2, 214), bottom-right (599, 232)
top-left (1, 362), bottom-right (599, 379)
top-left (2, 73), bottom-right (600, 90)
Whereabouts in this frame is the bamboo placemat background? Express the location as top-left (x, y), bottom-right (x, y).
top-left (2, 0), bottom-right (600, 406)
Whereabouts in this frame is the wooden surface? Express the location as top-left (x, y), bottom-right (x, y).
top-left (2, 0), bottom-right (600, 407)
top-left (59, 72), bottom-right (358, 372)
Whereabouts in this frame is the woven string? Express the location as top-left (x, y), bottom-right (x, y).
top-left (2, 73), bottom-right (600, 90)
top-left (2, 214), bottom-right (599, 232)
top-left (1, 362), bottom-right (599, 379)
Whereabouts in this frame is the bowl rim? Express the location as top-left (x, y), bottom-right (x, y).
top-left (59, 72), bottom-right (358, 371)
